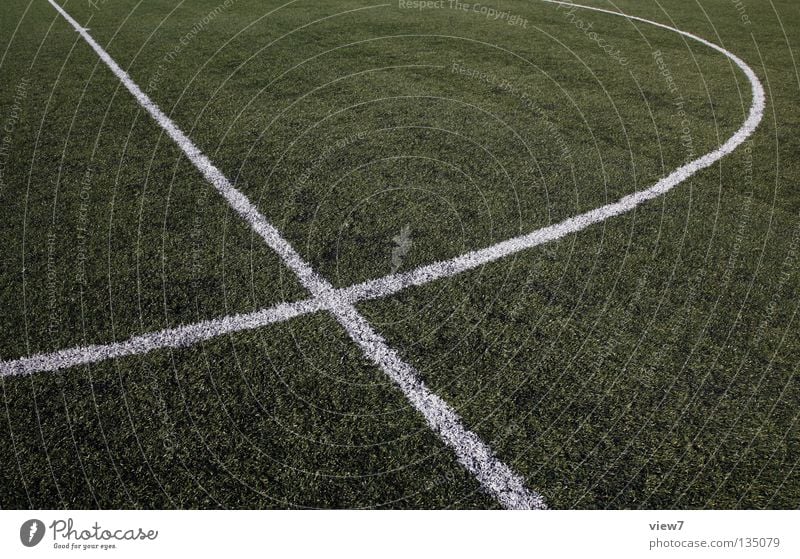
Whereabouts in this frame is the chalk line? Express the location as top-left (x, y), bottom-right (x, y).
top-left (2, 0), bottom-right (765, 508)
top-left (39, 0), bottom-right (546, 509)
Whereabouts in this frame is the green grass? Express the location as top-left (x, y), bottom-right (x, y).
top-left (0, 0), bottom-right (798, 508)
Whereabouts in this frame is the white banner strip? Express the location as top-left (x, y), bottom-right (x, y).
top-left (0, 510), bottom-right (797, 558)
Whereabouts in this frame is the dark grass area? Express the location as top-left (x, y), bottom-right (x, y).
top-left (1, 312), bottom-right (497, 508)
top-left (0, 0), bottom-right (798, 508)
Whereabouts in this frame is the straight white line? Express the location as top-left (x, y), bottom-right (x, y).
top-left (0, 299), bottom-right (324, 376)
top-left (43, 0), bottom-right (545, 509)
top-left (328, 301), bottom-right (545, 509)
top-left (46, 0), bottom-right (331, 297)
top-left (7, 0), bottom-right (764, 508)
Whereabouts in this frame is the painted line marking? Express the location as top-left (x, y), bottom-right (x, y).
top-left (1, 0), bottom-right (765, 508)
top-left (37, 0), bottom-right (546, 509)
top-left (0, 299), bottom-right (325, 376)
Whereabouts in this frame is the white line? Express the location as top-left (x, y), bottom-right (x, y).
top-left (45, 0), bottom-right (331, 297)
top-left (43, 0), bottom-right (545, 508)
top-left (335, 0), bottom-right (765, 306)
top-left (0, 299), bottom-right (324, 376)
top-left (328, 300), bottom-right (545, 509)
top-left (9, 0), bottom-right (764, 508)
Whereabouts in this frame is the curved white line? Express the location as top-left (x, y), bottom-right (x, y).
top-left (2, 0), bottom-right (764, 392)
top-left (0, 0), bottom-right (765, 510)
top-left (336, 0), bottom-right (765, 306)
top-left (31, 0), bottom-right (553, 510)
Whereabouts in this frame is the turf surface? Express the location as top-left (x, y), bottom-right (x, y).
top-left (0, 0), bottom-right (798, 508)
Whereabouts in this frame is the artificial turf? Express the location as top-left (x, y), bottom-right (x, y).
top-left (0, 0), bottom-right (798, 508)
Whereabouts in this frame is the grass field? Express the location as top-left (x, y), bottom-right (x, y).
top-left (0, 0), bottom-right (798, 509)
